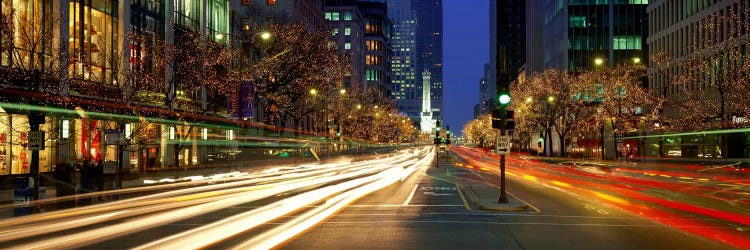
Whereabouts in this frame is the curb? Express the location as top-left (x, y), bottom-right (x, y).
top-left (463, 185), bottom-right (528, 212)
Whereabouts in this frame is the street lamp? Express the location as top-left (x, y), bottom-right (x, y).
top-left (594, 58), bottom-right (604, 66)
top-left (260, 31), bottom-right (271, 40)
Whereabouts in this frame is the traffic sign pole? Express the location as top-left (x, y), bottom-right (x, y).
top-left (498, 129), bottom-right (508, 203)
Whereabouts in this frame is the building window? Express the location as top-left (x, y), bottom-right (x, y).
top-left (241, 18), bottom-right (251, 31)
top-left (69, 1), bottom-right (118, 85)
top-left (344, 11), bottom-right (352, 21)
top-left (345, 42), bottom-right (351, 50)
top-left (366, 40), bottom-right (383, 51)
top-left (365, 17), bottom-right (382, 34)
top-left (570, 16), bottom-right (587, 28)
top-left (328, 12), bottom-right (339, 21)
top-left (613, 36), bottom-right (642, 50)
top-left (345, 27), bottom-right (351, 36)
top-left (366, 70), bottom-right (383, 81)
top-left (267, 0), bottom-right (276, 5)
top-left (366, 55), bottom-right (383, 66)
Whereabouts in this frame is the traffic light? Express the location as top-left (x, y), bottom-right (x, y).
top-left (505, 110), bottom-right (515, 130)
top-left (497, 74), bottom-right (511, 107)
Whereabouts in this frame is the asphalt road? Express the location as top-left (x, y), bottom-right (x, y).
top-left (0, 146), bottom-right (742, 249)
top-left (286, 149), bottom-right (735, 250)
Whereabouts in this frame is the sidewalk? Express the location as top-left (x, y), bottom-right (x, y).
top-left (427, 152), bottom-right (536, 213)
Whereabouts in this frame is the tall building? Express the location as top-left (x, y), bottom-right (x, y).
top-left (388, 0), bottom-right (442, 133)
top-left (359, 0), bottom-right (392, 97)
top-left (495, 0), bottom-right (525, 106)
top-left (484, 0), bottom-right (523, 115)
top-left (324, 0), bottom-right (366, 92)
top-left (524, 0), bottom-right (544, 75)
top-left (539, 0), bottom-right (648, 71)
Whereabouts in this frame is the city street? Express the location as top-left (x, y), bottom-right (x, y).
top-left (0, 146), bottom-right (744, 249)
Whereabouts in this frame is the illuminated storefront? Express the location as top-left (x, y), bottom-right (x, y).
top-left (68, 0), bottom-right (118, 84)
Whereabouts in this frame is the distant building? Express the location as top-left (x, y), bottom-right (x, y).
top-left (325, 0), bottom-right (366, 92)
top-left (359, 0), bottom-right (392, 97)
top-left (388, 0), bottom-right (442, 133)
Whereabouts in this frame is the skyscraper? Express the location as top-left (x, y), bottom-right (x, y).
top-left (388, 0), bottom-right (442, 133)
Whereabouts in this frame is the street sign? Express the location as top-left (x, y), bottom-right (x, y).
top-left (28, 131), bottom-right (44, 151)
top-left (496, 135), bottom-right (511, 155)
top-left (105, 129), bottom-right (120, 145)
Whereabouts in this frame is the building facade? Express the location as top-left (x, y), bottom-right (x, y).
top-left (233, 0), bottom-right (325, 30)
top-left (541, 0), bottom-right (648, 71)
top-left (325, 0), bottom-right (366, 92)
top-left (388, 0), bottom-right (442, 133)
top-left (359, 0), bottom-right (392, 97)
top-left (646, 0), bottom-right (750, 158)
top-left (0, 0), bottom-right (234, 176)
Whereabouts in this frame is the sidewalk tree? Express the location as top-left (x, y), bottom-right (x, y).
top-left (668, 4), bottom-right (750, 130)
top-left (248, 24), bottom-right (346, 130)
top-left (513, 69), bottom-right (576, 156)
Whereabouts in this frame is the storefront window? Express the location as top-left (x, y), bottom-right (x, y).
top-left (69, 1), bottom-right (118, 84)
top-left (2, 0), bottom-right (54, 68)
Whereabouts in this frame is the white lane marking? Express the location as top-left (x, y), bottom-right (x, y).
top-left (403, 184), bottom-right (419, 205)
top-left (423, 192), bottom-right (454, 196)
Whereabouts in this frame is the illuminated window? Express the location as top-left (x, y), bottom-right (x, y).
top-left (62, 120), bottom-right (70, 139)
top-left (69, 2), bottom-right (118, 84)
top-left (366, 40), bottom-right (383, 51)
top-left (125, 123), bottom-right (132, 139)
top-left (570, 16), bottom-right (587, 28)
top-left (613, 36), bottom-right (642, 50)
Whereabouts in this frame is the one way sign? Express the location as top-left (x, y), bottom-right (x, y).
top-left (496, 136), bottom-right (511, 155)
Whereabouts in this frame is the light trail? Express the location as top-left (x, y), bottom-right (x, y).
top-left (0, 147), bottom-right (433, 249)
top-left (451, 146), bottom-right (750, 249)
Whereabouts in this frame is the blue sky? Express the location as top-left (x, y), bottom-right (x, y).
top-left (442, 1), bottom-right (489, 136)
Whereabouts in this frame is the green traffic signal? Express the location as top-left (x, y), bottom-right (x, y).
top-left (498, 93), bottom-right (511, 105)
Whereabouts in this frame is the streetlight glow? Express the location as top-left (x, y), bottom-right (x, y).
top-left (260, 31), bottom-right (271, 40)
